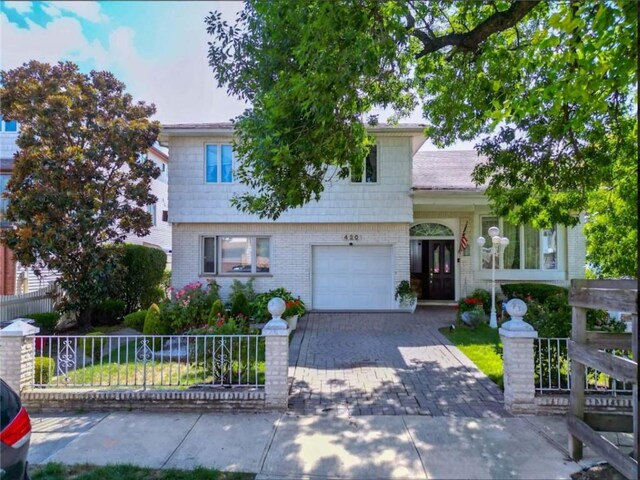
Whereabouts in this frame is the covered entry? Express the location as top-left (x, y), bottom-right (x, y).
top-left (312, 245), bottom-right (393, 310)
top-left (410, 223), bottom-right (455, 300)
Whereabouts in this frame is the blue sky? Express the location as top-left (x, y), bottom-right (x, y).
top-left (0, 1), bottom-right (472, 149)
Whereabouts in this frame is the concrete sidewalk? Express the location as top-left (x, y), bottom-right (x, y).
top-left (28, 411), bottom-right (617, 479)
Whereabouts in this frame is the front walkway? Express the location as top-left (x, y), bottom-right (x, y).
top-left (288, 307), bottom-right (507, 417)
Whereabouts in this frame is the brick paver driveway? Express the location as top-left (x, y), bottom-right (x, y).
top-left (288, 307), bottom-right (508, 417)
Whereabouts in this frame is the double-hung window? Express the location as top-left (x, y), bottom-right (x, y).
top-left (205, 144), bottom-right (234, 183)
top-left (147, 204), bottom-right (157, 226)
top-left (351, 146), bottom-right (378, 183)
top-left (202, 236), bottom-right (270, 275)
top-left (480, 216), bottom-right (558, 271)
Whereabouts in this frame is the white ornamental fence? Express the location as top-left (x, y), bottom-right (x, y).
top-left (0, 284), bottom-right (56, 323)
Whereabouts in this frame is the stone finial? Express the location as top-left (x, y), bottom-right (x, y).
top-left (499, 299), bottom-right (537, 337)
top-left (263, 297), bottom-right (288, 334)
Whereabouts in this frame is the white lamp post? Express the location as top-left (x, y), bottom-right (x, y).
top-left (477, 226), bottom-right (509, 328)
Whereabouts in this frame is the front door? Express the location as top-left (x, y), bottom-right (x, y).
top-left (410, 240), bottom-right (455, 300)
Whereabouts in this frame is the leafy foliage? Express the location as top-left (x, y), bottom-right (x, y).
top-left (92, 298), bottom-right (126, 326)
top-left (23, 312), bottom-right (60, 332)
top-left (34, 356), bottom-right (55, 385)
top-left (162, 281), bottom-right (221, 333)
top-left (107, 244), bottom-right (167, 313)
top-left (207, 1), bottom-right (636, 277)
top-left (0, 61), bottom-right (160, 326)
top-left (250, 287), bottom-right (296, 320)
top-left (123, 309), bottom-right (147, 332)
top-left (500, 283), bottom-right (567, 303)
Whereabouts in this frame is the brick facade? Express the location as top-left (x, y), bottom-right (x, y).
top-left (172, 222), bottom-right (410, 308)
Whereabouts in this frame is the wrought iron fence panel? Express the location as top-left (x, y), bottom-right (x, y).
top-left (534, 337), bottom-right (633, 395)
top-left (32, 334), bottom-right (264, 390)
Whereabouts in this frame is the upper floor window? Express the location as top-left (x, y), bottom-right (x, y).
top-left (351, 146), bottom-right (377, 183)
top-left (480, 216), bottom-right (557, 270)
top-left (147, 204), bottom-right (157, 226)
top-left (205, 144), bottom-right (233, 183)
top-left (0, 174), bottom-right (10, 221)
top-left (0, 115), bottom-right (17, 132)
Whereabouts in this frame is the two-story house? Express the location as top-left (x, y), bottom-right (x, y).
top-left (0, 118), bottom-right (172, 295)
top-left (159, 123), bottom-right (586, 310)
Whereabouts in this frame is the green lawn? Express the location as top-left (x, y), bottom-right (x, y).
top-left (39, 336), bottom-right (266, 388)
top-left (440, 324), bottom-right (504, 389)
top-left (30, 463), bottom-right (254, 480)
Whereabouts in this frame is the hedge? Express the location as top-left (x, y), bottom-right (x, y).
top-left (500, 283), bottom-right (568, 303)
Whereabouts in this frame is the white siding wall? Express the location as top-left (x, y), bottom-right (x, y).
top-left (123, 149), bottom-right (171, 254)
top-left (171, 222), bottom-right (410, 309)
top-left (168, 135), bottom-right (413, 224)
top-left (0, 132), bottom-right (19, 161)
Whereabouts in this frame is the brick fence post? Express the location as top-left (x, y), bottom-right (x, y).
top-left (499, 299), bottom-right (538, 415)
top-left (0, 320), bottom-right (40, 395)
top-left (262, 297), bottom-right (290, 409)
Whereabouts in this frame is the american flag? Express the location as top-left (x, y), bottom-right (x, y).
top-left (459, 221), bottom-right (469, 253)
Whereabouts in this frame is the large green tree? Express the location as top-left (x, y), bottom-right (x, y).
top-left (0, 61), bottom-right (161, 326)
top-left (207, 0), bottom-right (637, 276)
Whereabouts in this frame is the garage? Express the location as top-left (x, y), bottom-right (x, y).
top-left (312, 245), bottom-right (393, 310)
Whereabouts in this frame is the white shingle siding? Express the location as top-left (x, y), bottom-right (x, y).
top-left (0, 132), bottom-right (19, 161)
top-left (172, 223), bottom-right (410, 309)
top-left (168, 136), bottom-right (413, 224)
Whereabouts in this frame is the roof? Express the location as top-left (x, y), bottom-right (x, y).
top-left (412, 150), bottom-right (487, 192)
top-left (159, 122), bottom-right (427, 152)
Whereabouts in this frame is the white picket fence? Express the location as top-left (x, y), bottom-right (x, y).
top-left (0, 284), bottom-right (56, 323)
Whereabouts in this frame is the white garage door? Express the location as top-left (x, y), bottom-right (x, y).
top-left (312, 245), bottom-right (393, 310)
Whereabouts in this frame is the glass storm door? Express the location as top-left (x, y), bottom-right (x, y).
top-left (410, 239), bottom-right (455, 300)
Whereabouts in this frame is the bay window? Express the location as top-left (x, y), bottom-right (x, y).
top-left (480, 216), bottom-right (558, 271)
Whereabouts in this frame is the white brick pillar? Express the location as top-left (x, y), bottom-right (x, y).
top-left (0, 320), bottom-right (40, 394)
top-left (262, 297), bottom-right (290, 409)
top-left (499, 299), bottom-right (538, 415)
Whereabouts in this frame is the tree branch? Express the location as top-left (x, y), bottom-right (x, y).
top-left (414, 0), bottom-right (542, 58)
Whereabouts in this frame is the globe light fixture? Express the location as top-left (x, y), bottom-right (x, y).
top-left (477, 227), bottom-right (509, 328)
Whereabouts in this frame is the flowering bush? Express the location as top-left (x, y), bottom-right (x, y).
top-left (284, 298), bottom-right (306, 318)
top-left (456, 289), bottom-right (490, 324)
top-left (189, 313), bottom-right (251, 335)
top-left (161, 280), bottom-right (220, 333)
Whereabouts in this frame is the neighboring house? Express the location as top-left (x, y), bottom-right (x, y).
top-left (160, 123), bottom-right (586, 310)
top-left (0, 119), bottom-right (171, 295)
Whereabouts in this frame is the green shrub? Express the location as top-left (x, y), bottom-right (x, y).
top-left (230, 292), bottom-right (251, 317)
top-left (107, 244), bottom-right (167, 313)
top-left (34, 356), bottom-right (55, 385)
top-left (83, 332), bottom-right (110, 361)
top-left (208, 299), bottom-right (226, 325)
top-left (93, 298), bottom-right (126, 325)
top-left (143, 303), bottom-right (168, 350)
top-left (140, 286), bottom-right (165, 310)
top-left (521, 292), bottom-right (625, 338)
top-left (123, 310), bottom-right (147, 332)
top-left (251, 288), bottom-right (295, 321)
top-left (23, 312), bottom-right (60, 332)
top-left (230, 278), bottom-right (256, 303)
top-left (501, 283), bottom-right (567, 303)
top-left (469, 289), bottom-right (491, 314)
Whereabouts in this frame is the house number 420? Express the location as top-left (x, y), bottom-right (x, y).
top-left (344, 234), bottom-right (360, 241)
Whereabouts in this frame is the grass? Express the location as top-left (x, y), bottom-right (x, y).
top-left (30, 463), bottom-right (254, 480)
top-left (440, 324), bottom-right (504, 389)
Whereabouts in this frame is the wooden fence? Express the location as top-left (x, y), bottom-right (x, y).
top-left (0, 284), bottom-right (56, 323)
top-left (568, 279), bottom-right (637, 480)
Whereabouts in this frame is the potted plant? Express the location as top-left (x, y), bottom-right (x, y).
top-left (283, 298), bottom-right (306, 330)
top-left (395, 280), bottom-right (417, 313)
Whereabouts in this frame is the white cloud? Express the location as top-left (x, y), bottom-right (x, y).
top-left (47, 1), bottom-right (108, 23)
top-left (3, 1), bottom-right (33, 14)
top-left (0, 12), bottom-right (109, 70)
